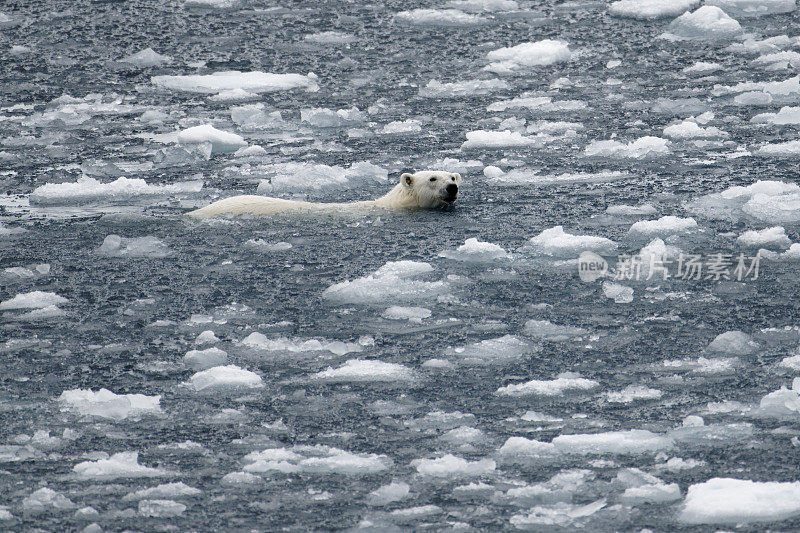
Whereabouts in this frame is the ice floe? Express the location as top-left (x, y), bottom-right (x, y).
top-left (123, 482), bottom-right (201, 501)
top-left (243, 445), bottom-right (392, 475)
top-left (524, 226), bottom-right (617, 258)
top-left (663, 119), bottom-right (728, 139)
top-left (97, 235), bottom-right (172, 258)
top-left (311, 359), bottom-right (418, 383)
top-left (382, 306), bottom-right (432, 322)
top-left (661, 6), bottom-right (743, 41)
top-left (256, 161), bottom-right (387, 193)
top-left (627, 215), bottom-right (698, 237)
top-left (737, 226), bottom-right (791, 247)
top-left (485, 40), bottom-right (573, 74)
top-left (523, 320), bottom-right (589, 341)
top-left (367, 482), bottom-right (411, 506)
top-left (395, 9), bottom-right (486, 26)
top-left (58, 388), bottom-right (163, 421)
top-left (240, 333), bottom-right (362, 356)
top-left (497, 372), bottom-right (598, 396)
top-left (183, 365), bottom-right (264, 394)
top-left (706, 0), bottom-right (796, 18)
top-left (152, 71), bottom-right (319, 94)
top-left (445, 0), bottom-right (519, 12)
top-left (487, 169), bottom-right (627, 187)
top-left (584, 136), bottom-right (670, 159)
top-left (322, 260), bottom-right (450, 305)
top-left (73, 452), bottom-right (168, 480)
top-left (552, 429), bottom-right (673, 454)
top-left (419, 79), bottom-right (509, 97)
top-left (439, 238), bottom-right (511, 262)
top-left (753, 378), bottom-right (800, 419)
top-left (184, 347), bottom-right (228, 370)
top-left (680, 477), bottom-right (800, 524)
top-left (411, 454), bottom-right (496, 477)
top-left (706, 330), bottom-right (760, 354)
top-left (609, 0), bottom-right (700, 19)
top-left (752, 106), bottom-right (800, 124)
top-left (177, 124), bottom-right (247, 154)
top-left (138, 499), bottom-right (186, 517)
top-left (603, 384), bottom-right (662, 403)
top-left (29, 177), bottom-right (202, 205)
top-left (119, 48), bottom-right (171, 68)
top-left (0, 291), bottom-right (67, 310)
top-left (446, 335), bottom-right (534, 365)
top-left (487, 94), bottom-right (587, 112)
top-left (22, 488), bottom-right (76, 514)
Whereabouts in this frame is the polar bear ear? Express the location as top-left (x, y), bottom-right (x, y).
top-left (452, 173), bottom-right (461, 181)
top-left (401, 173), bottom-right (414, 187)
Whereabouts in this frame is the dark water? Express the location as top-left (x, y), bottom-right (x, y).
top-left (2, 0), bottom-right (800, 531)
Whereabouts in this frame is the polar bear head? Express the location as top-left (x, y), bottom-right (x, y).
top-left (400, 171), bottom-right (461, 208)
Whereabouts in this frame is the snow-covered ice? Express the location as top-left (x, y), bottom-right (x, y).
top-left (485, 40), bottom-right (573, 74)
top-left (29, 177), bottom-right (202, 205)
top-left (680, 477), bottom-right (800, 524)
top-left (496, 372), bottom-right (598, 396)
top-left (525, 226), bottom-right (617, 258)
top-left (73, 452), bottom-right (168, 480)
top-left (58, 388), bottom-right (162, 421)
top-left (310, 359), bottom-right (418, 383)
top-left (152, 71), bottom-right (319, 93)
top-left (584, 136), bottom-right (670, 159)
top-left (322, 261), bottom-right (449, 305)
top-left (609, 0), bottom-right (700, 20)
top-left (662, 6), bottom-right (743, 41)
top-left (183, 365), bottom-right (264, 394)
top-left (97, 235), bottom-right (172, 258)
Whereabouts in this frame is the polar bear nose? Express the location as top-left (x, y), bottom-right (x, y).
top-left (445, 183), bottom-right (458, 196)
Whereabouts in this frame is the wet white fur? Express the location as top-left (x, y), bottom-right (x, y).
top-left (188, 170), bottom-right (461, 218)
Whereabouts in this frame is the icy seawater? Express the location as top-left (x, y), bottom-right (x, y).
top-left (4, 0), bottom-right (800, 530)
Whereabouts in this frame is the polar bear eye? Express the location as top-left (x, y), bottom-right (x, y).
top-left (429, 177), bottom-right (437, 182)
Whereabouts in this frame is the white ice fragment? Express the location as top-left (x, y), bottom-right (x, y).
top-left (439, 237), bottom-right (511, 262)
top-left (525, 226), bottom-right (617, 258)
top-left (311, 359), bottom-right (418, 383)
top-left (0, 291), bottom-right (67, 310)
top-left (497, 437), bottom-right (557, 460)
top-left (419, 78), bottom-right (509, 97)
top-left (73, 452), bottom-right (167, 480)
top-left (584, 136), bottom-right (670, 159)
top-left (184, 365), bottom-right (264, 394)
top-left (523, 320), bottom-right (588, 341)
top-left (662, 6), bottom-right (742, 41)
top-left (602, 281), bottom-right (634, 303)
top-left (367, 482), bottom-right (411, 506)
top-left (97, 235), bottom-right (171, 258)
top-left (195, 330), bottom-right (220, 345)
top-left (552, 430), bottom-right (674, 454)
top-left (300, 107), bottom-right (365, 128)
top-left (602, 384), bottom-right (662, 403)
top-left (221, 471), bottom-right (260, 485)
top-left (380, 119), bottom-right (422, 134)
top-left (322, 260), bottom-right (448, 305)
top-left (412, 454), bottom-right (495, 477)
top-left (22, 488), bottom-right (76, 514)
top-left (663, 120), bottom-right (727, 139)
top-left (447, 335), bottom-right (534, 365)
top-left (58, 388), bottom-right (162, 421)
top-left (256, 161), bottom-right (387, 193)
top-left (628, 215), bottom-right (697, 237)
top-left (119, 48), bottom-right (171, 68)
top-left (497, 372), bottom-right (598, 396)
top-left (737, 226), bottom-right (791, 248)
top-left (152, 71), bottom-right (319, 93)
top-left (680, 478), bottom-right (800, 524)
top-left (395, 8), bottom-right (486, 26)
top-left (609, 0), bottom-right (700, 19)
top-left (485, 39), bottom-right (572, 74)
top-left (706, 0), bottom-right (795, 18)
top-left (445, 0), bottom-right (519, 12)
top-left (183, 347), bottom-right (228, 371)
top-left (30, 177), bottom-right (202, 205)
top-left (382, 306), bottom-right (431, 322)
top-left (240, 333), bottom-right (362, 356)
top-left (138, 499), bottom-right (186, 518)
top-left (177, 124), bottom-right (246, 154)
top-left (707, 330), bottom-right (759, 354)
top-left (123, 482), bottom-right (201, 501)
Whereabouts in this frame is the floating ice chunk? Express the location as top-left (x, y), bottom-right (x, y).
top-left (30, 177), bottom-right (202, 205)
top-left (742, 190), bottom-right (800, 223)
top-left (497, 437), bottom-right (557, 461)
top-left (123, 482), bottom-right (201, 501)
top-left (183, 347), bottom-right (228, 371)
top-left (735, 91), bottom-right (773, 106)
top-left (680, 477), bottom-right (800, 524)
top-left (489, 170), bottom-right (626, 187)
top-left (509, 500), bottom-right (607, 529)
top-left (602, 281), bottom-right (634, 303)
top-left (523, 320), bottom-right (589, 341)
top-left (301, 107), bottom-right (364, 128)
top-left (610, 0), bottom-right (700, 19)
top-left (628, 215), bottom-right (697, 237)
top-left (552, 430), bottom-right (674, 455)
top-left (322, 260), bottom-right (449, 305)
top-left (256, 161), bottom-right (387, 193)
top-left (184, 365), bottom-right (264, 394)
top-left (487, 95), bottom-right (587, 112)
top-left (780, 351), bottom-right (800, 370)
top-left (620, 482), bottom-right (681, 504)
top-left (0, 291), bottom-right (67, 310)
top-left (22, 488), bottom-right (76, 514)
top-left (485, 39), bottom-right (572, 74)
top-left (395, 8), bottom-right (486, 26)
top-left (663, 119), bottom-right (727, 139)
top-left (447, 335), bottom-right (534, 365)
top-left (244, 239), bottom-right (292, 252)
top-left (461, 130), bottom-right (542, 149)
top-left (706, 0), bottom-right (795, 17)
top-left (584, 136), bottom-right (670, 158)
top-left (119, 48), bottom-right (171, 68)
top-left (412, 454), bottom-right (495, 477)
top-left (240, 333), bottom-right (361, 356)
top-left (685, 180), bottom-right (800, 222)
top-left (97, 235), bottom-right (172, 258)
top-left (382, 306), bottom-right (431, 322)
top-left (440, 426), bottom-right (486, 447)
top-left (368, 482), bottom-right (411, 506)
top-left (0, 508), bottom-right (11, 520)
top-left (311, 359), bottom-right (418, 383)
top-left (58, 388), bottom-right (162, 421)
top-left (152, 71), bottom-right (318, 93)
top-left (0, 223), bottom-right (26, 237)
top-left (185, 0), bottom-right (239, 7)
top-left (683, 61), bottom-right (722, 75)
top-left (603, 385), bottom-right (661, 403)
top-left (752, 106), bottom-right (800, 124)
top-left (177, 124), bottom-right (246, 154)
top-left (303, 31), bottom-right (355, 44)
top-left (707, 331), bottom-right (760, 355)
top-left (756, 139), bottom-right (800, 156)
top-left (497, 372), bottom-right (598, 396)
top-left (195, 330), bottom-right (219, 345)
top-left (737, 226), bottom-right (791, 248)
top-left (753, 50), bottom-right (800, 68)
top-left (753, 378), bottom-right (800, 419)
top-left (440, 238), bottom-right (511, 262)
top-left (381, 119), bottom-right (422, 134)
top-left (74, 452), bottom-right (167, 480)
top-left (525, 226), bottom-right (617, 258)
top-left (445, 0), bottom-right (519, 12)
top-left (419, 79), bottom-right (509, 97)
top-left (244, 445), bottom-right (392, 475)
top-left (138, 499), bottom-right (186, 518)
top-left (662, 6), bottom-right (742, 41)
top-left (15, 305), bottom-right (65, 321)
top-left (390, 505), bottom-right (442, 521)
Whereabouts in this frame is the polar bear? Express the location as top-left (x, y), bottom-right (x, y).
top-left (188, 170), bottom-right (461, 218)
